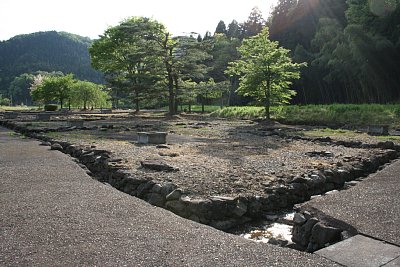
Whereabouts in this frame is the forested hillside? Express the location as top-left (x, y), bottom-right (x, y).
top-left (0, 31), bottom-right (103, 98)
top-left (269, 0), bottom-right (400, 104)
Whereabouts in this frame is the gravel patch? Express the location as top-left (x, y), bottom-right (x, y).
top-left (45, 116), bottom-right (386, 197)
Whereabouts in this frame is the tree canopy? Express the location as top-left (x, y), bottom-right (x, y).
top-left (227, 28), bottom-right (306, 119)
top-left (30, 73), bottom-right (109, 109)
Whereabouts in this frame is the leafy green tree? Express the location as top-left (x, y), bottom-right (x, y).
top-left (71, 80), bottom-right (109, 109)
top-left (209, 34), bottom-right (241, 82)
top-left (176, 79), bottom-right (198, 112)
top-left (196, 78), bottom-right (229, 112)
top-left (241, 7), bottom-right (266, 38)
top-left (227, 20), bottom-right (241, 39)
top-left (8, 73), bottom-right (35, 105)
top-left (171, 35), bottom-right (212, 111)
top-left (0, 95), bottom-right (11, 106)
top-left (90, 17), bottom-right (163, 112)
top-left (226, 28), bottom-right (306, 119)
top-left (31, 74), bottom-right (74, 108)
top-left (215, 21), bottom-right (227, 35)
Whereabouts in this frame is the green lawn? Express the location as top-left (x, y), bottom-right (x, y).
top-left (211, 104), bottom-right (400, 128)
top-left (0, 105), bottom-right (38, 111)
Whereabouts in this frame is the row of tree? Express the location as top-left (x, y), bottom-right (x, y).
top-left (30, 73), bottom-right (110, 110)
top-left (89, 17), bottom-right (233, 114)
top-left (89, 13), bottom-right (304, 117)
top-left (88, 7), bottom-right (277, 113)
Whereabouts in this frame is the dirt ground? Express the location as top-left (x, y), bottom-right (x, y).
top-left (23, 112), bottom-right (393, 197)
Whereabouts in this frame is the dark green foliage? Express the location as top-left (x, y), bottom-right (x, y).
top-left (241, 7), bottom-right (266, 38)
top-left (226, 20), bottom-right (241, 39)
top-left (269, 0), bottom-right (400, 104)
top-left (215, 21), bottom-right (227, 35)
top-left (8, 73), bottom-right (35, 105)
top-left (44, 104), bottom-right (58, 111)
top-left (0, 31), bottom-right (103, 97)
top-left (226, 28), bottom-right (306, 119)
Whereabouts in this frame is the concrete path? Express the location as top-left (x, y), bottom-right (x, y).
top-left (303, 157), bottom-right (400, 266)
top-left (0, 127), bottom-right (336, 267)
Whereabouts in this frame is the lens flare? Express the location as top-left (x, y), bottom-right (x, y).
top-left (369, 0), bottom-right (397, 17)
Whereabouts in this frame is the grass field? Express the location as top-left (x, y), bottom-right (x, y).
top-left (211, 104), bottom-right (400, 128)
top-left (0, 105), bottom-right (38, 111)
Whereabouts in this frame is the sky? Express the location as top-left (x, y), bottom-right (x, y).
top-left (0, 0), bottom-right (278, 41)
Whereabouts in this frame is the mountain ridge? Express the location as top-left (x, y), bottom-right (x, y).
top-left (0, 31), bottom-right (103, 96)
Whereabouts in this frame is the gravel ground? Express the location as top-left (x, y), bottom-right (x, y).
top-left (38, 115), bottom-right (387, 197)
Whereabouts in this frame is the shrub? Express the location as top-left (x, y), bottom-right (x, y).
top-left (44, 104), bottom-right (58, 111)
top-left (0, 97), bottom-right (11, 106)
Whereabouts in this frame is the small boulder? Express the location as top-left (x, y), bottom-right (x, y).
top-left (140, 160), bottom-right (179, 172)
top-left (293, 213), bottom-right (307, 225)
top-left (40, 141), bottom-right (51, 146)
top-left (311, 222), bottom-right (342, 247)
top-left (50, 143), bottom-right (63, 151)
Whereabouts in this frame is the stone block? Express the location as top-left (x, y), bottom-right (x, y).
top-left (147, 193), bottom-right (166, 207)
top-left (316, 235), bottom-right (400, 267)
top-left (101, 109), bottom-right (113, 114)
top-left (36, 113), bottom-right (51, 121)
top-left (310, 222), bottom-right (341, 247)
top-left (137, 132), bottom-right (167, 144)
top-left (67, 120), bottom-right (84, 127)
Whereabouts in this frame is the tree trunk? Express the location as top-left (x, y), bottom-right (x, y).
top-left (163, 34), bottom-right (175, 116)
top-left (173, 75), bottom-right (179, 114)
top-left (168, 82), bottom-right (174, 115)
top-left (265, 79), bottom-right (271, 120)
top-left (135, 90), bottom-right (140, 113)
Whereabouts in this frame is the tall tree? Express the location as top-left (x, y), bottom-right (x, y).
top-left (226, 28), bottom-right (306, 119)
top-left (90, 17), bottom-right (163, 112)
top-left (31, 74), bottom-right (74, 108)
top-left (8, 73), bottom-right (35, 105)
top-left (215, 20), bottom-right (227, 35)
top-left (70, 80), bottom-right (109, 110)
top-left (241, 7), bottom-right (266, 38)
top-left (227, 20), bottom-right (241, 39)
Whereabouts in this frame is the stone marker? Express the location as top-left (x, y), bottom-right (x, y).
top-left (137, 132), bottom-right (167, 144)
top-left (357, 125), bottom-right (389, 136)
top-left (101, 109), bottom-right (113, 114)
top-left (36, 113), bottom-right (51, 121)
top-left (367, 125), bottom-right (389, 136)
top-left (67, 120), bottom-right (84, 127)
top-left (140, 160), bottom-right (179, 172)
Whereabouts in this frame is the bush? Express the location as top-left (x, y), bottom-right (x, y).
top-left (44, 104), bottom-right (58, 111)
top-left (211, 106), bottom-right (265, 119)
top-left (0, 97), bottom-right (11, 106)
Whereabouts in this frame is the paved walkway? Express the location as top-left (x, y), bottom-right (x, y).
top-left (0, 127), bottom-right (336, 266)
top-left (303, 157), bottom-right (400, 266)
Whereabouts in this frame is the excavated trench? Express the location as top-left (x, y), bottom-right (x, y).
top-left (1, 118), bottom-right (398, 252)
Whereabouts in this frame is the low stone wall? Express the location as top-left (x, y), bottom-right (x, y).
top-left (1, 119), bottom-right (399, 232)
top-left (291, 209), bottom-right (358, 252)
